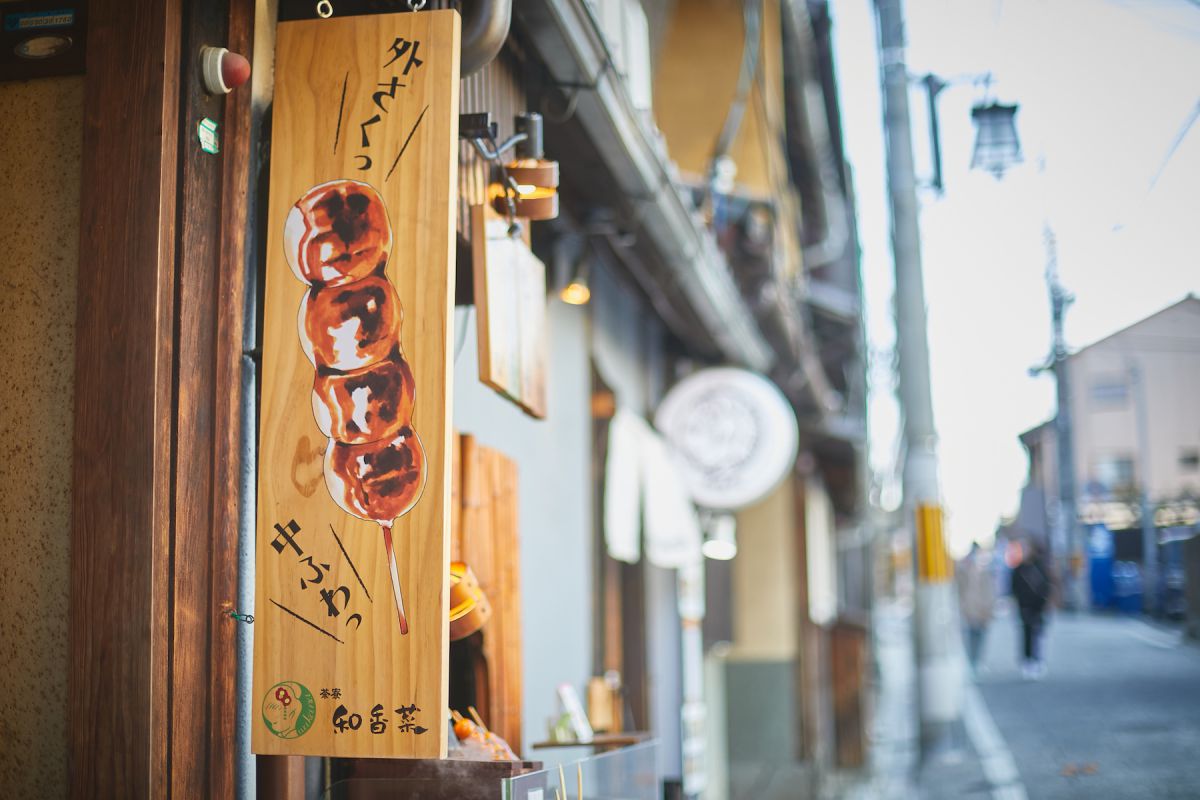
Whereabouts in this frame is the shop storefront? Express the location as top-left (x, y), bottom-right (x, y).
top-left (1, 1), bottom-right (867, 797)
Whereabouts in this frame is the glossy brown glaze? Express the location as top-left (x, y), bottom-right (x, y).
top-left (325, 427), bottom-right (427, 522)
top-left (311, 354), bottom-right (414, 445)
top-left (285, 180), bottom-right (392, 287)
top-left (300, 273), bottom-right (402, 371)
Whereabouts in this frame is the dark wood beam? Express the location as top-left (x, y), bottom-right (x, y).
top-left (71, 0), bottom-right (255, 795)
top-left (209, 3), bottom-right (255, 795)
top-left (71, 0), bottom-right (182, 794)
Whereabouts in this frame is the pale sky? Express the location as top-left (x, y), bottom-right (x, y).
top-left (831, 0), bottom-right (1200, 554)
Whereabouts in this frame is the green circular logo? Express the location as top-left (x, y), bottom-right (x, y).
top-left (262, 681), bottom-right (316, 739)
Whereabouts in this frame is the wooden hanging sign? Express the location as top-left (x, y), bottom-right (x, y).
top-left (253, 9), bottom-right (460, 758)
top-left (471, 204), bottom-right (549, 419)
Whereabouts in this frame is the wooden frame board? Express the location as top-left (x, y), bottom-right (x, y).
top-left (450, 434), bottom-right (524, 753)
top-left (471, 204), bottom-right (548, 419)
top-left (253, 9), bottom-right (460, 758)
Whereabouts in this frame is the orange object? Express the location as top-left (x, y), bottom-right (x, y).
top-left (451, 709), bottom-right (518, 761)
top-left (449, 561), bottom-right (492, 641)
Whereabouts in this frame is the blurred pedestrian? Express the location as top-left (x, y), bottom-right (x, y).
top-left (957, 543), bottom-right (995, 676)
top-left (1011, 540), bottom-right (1053, 679)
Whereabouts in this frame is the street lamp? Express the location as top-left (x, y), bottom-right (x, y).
top-left (921, 76), bottom-right (1022, 190)
top-left (970, 102), bottom-right (1023, 179)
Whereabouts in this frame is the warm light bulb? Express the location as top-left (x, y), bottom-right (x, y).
top-left (561, 281), bottom-right (591, 305)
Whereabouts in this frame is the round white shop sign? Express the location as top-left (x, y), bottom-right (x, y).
top-left (654, 367), bottom-right (799, 511)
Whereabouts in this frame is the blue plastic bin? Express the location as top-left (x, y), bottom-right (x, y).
top-left (1112, 560), bottom-right (1143, 614)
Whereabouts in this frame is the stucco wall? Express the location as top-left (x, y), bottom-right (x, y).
top-left (731, 479), bottom-right (800, 660)
top-left (0, 74), bottom-right (82, 796)
top-left (1069, 299), bottom-right (1200, 501)
top-left (451, 300), bottom-right (593, 757)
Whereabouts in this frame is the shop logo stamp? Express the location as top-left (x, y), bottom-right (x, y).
top-left (262, 681), bottom-right (316, 739)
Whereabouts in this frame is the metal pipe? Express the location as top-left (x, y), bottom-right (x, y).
top-left (460, 0), bottom-right (512, 78)
top-left (235, 353), bottom-right (258, 800)
top-left (781, 0), bottom-right (849, 270)
top-left (470, 131), bottom-right (526, 161)
top-left (924, 74), bottom-right (945, 195)
top-left (704, 0), bottom-right (762, 208)
top-left (235, 2), bottom-right (278, 792)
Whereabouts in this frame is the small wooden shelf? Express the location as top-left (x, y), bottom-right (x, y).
top-left (529, 732), bottom-right (651, 751)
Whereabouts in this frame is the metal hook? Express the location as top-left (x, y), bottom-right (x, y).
top-left (408, 0), bottom-right (428, 10)
top-left (316, 0), bottom-right (333, 18)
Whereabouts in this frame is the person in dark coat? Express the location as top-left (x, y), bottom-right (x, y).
top-left (1011, 540), bottom-right (1053, 679)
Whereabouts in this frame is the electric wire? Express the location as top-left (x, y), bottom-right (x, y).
top-left (1149, 98), bottom-right (1200, 191)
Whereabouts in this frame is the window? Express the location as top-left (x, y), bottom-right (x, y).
top-left (1090, 377), bottom-right (1129, 407)
top-left (1181, 450), bottom-right (1200, 472)
top-left (1095, 456), bottom-right (1136, 492)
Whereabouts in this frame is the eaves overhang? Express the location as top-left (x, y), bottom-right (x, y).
top-left (513, 0), bottom-right (774, 372)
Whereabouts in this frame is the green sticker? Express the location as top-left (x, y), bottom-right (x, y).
top-left (198, 117), bottom-right (219, 154)
top-left (262, 681), bottom-right (316, 739)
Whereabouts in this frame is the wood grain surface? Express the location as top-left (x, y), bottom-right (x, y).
top-left (171, 1), bottom-right (255, 795)
top-left (453, 434), bottom-right (524, 752)
top-left (471, 204), bottom-right (548, 419)
top-left (70, 0), bottom-right (181, 795)
top-left (208, 4), bottom-right (255, 794)
top-left (253, 10), bottom-right (460, 758)
top-left (71, 0), bottom-right (261, 793)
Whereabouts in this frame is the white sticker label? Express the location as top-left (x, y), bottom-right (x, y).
top-left (198, 118), bottom-right (219, 155)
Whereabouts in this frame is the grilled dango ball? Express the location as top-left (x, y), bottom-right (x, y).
top-left (311, 354), bottom-right (414, 445)
top-left (284, 179), bottom-right (392, 287)
top-left (300, 274), bottom-right (402, 371)
top-left (324, 427), bottom-right (426, 523)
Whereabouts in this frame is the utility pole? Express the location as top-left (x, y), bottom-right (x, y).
top-left (1045, 229), bottom-right (1085, 610)
top-left (1129, 361), bottom-right (1158, 614)
top-left (874, 0), bottom-right (963, 752)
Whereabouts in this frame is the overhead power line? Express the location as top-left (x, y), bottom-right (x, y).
top-left (1149, 98), bottom-right (1200, 191)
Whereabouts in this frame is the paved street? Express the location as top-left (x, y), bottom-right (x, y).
top-left (863, 601), bottom-right (1200, 800)
top-left (970, 605), bottom-right (1200, 799)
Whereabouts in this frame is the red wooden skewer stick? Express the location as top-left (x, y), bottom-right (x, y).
top-left (381, 523), bottom-right (409, 635)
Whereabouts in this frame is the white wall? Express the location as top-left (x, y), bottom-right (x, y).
top-left (453, 254), bottom-right (688, 778)
top-left (1069, 299), bottom-right (1200, 502)
top-left (451, 300), bottom-right (592, 757)
top-left (590, 260), bottom-right (685, 780)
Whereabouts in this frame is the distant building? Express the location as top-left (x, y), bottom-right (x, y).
top-left (1017, 295), bottom-right (1200, 545)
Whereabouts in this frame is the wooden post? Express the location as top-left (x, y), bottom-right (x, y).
top-left (70, 3), bottom-right (181, 795)
top-left (257, 755), bottom-right (308, 800)
top-left (70, 0), bottom-right (255, 795)
top-left (831, 615), bottom-right (869, 768)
